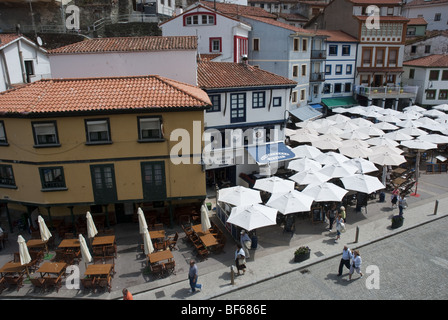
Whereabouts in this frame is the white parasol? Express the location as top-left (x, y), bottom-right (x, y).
top-left (345, 157), bottom-right (378, 174)
top-left (302, 182), bottom-right (348, 202)
top-left (383, 131), bottom-right (414, 142)
top-left (254, 176), bottom-right (295, 194)
top-left (79, 234), bottom-right (92, 268)
top-left (227, 204), bottom-right (278, 231)
top-left (137, 207), bottom-right (148, 235)
top-left (338, 144), bottom-right (373, 159)
top-left (315, 151), bottom-right (350, 166)
top-left (366, 136), bottom-right (399, 147)
top-left (341, 174), bottom-right (385, 194)
top-left (287, 157), bottom-right (322, 172)
top-left (38, 215), bottom-right (52, 242)
top-left (291, 145), bottom-right (323, 159)
top-left (319, 162), bottom-right (358, 178)
top-left (266, 190), bottom-right (314, 214)
top-left (201, 205), bottom-right (212, 233)
top-left (142, 229), bottom-right (154, 255)
top-left (218, 186), bottom-right (262, 207)
top-left (86, 211), bottom-right (98, 239)
top-left (289, 169), bottom-right (331, 185)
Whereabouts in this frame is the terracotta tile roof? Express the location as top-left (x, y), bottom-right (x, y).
top-left (350, 0), bottom-right (401, 4)
top-left (403, 54), bottom-right (448, 68)
top-left (199, 0), bottom-right (277, 18)
top-left (0, 76), bottom-right (211, 115)
top-left (408, 17), bottom-right (428, 26)
top-left (0, 34), bottom-right (21, 49)
top-left (355, 16), bottom-right (409, 22)
top-left (357, 67), bottom-right (404, 73)
top-left (278, 13), bottom-right (309, 22)
top-left (316, 30), bottom-right (358, 42)
top-left (197, 61), bottom-right (297, 89)
top-left (49, 36), bottom-right (197, 55)
top-left (198, 53), bottom-right (222, 62)
top-left (241, 15), bottom-right (315, 34)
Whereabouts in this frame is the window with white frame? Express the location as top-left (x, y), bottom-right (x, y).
top-left (138, 117), bottom-right (163, 141)
top-left (85, 119), bottom-right (111, 143)
top-left (0, 121), bottom-right (7, 145)
top-left (32, 121), bottom-right (59, 146)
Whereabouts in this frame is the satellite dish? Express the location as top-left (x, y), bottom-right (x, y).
top-left (36, 36), bottom-right (43, 46)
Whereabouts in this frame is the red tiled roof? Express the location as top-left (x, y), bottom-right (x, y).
top-left (0, 76), bottom-right (211, 115)
top-left (241, 15), bottom-right (315, 34)
top-left (357, 67), bottom-right (404, 73)
top-left (408, 17), bottom-right (428, 26)
top-left (350, 0), bottom-right (401, 4)
top-left (0, 34), bottom-right (21, 49)
top-left (197, 61), bottom-right (297, 89)
top-left (278, 13), bottom-right (309, 22)
top-left (355, 16), bottom-right (409, 22)
top-left (403, 54), bottom-right (448, 68)
top-left (49, 36), bottom-right (197, 55)
top-left (200, 0), bottom-right (277, 18)
top-left (316, 30), bottom-right (358, 42)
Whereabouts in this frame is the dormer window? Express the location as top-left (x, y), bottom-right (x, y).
top-left (184, 13), bottom-right (216, 26)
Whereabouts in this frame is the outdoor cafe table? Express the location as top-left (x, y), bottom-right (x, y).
top-left (0, 262), bottom-right (26, 275)
top-left (84, 264), bottom-right (113, 278)
top-left (27, 239), bottom-right (48, 251)
top-left (149, 230), bottom-right (165, 241)
top-left (147, 249), bottom-right (173, 264)
top-left (92, 235), bottom-right (115, 247)
top-left (191, 224), bottom-right (219, 248)
top-left (37, 262), bottom-right (67, 278)
top-left (58, 239), bottom-right (80, 249)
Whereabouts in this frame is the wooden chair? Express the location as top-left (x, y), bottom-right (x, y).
top-left (92, 246), bottom-right (104, 257)
top-left (63, 251), bottom-right (76, 265)
top-left (97, 275), bottom-right (112, 293)
top-left (150, 263), bottom-right (164, 279)
top-left (104, 256), bottom-right (116, 276)
top-left (31, 231), bottom-right (40, 239)
top-left (163, 261), bottom-right (176, 276)
top-left (64, 233), bottom-right (75, 239)
top-left (30, 277), bottom-right (46, 293)
top-left (104, 245), bottom-right (117, 258)
top-left (167, 232), bottom-right (179, 251)
top-left (196, 245), bottom-right (209, 261)
top-left (0, 277), bottom-right (7, 294)
top-left (4, 275), bottom-right (24, 291)
top-left (154, 241), bottom-right (167, 251)
top-left (45, 276), bottom-right (62, 293)
top-left (152, 223), bottom-right (164, 231)
top-left (13, 252), bottom-right (20, 263)
top-left (93, 256), bottom-right (104, 264)
top-left (81, 277), bottom-right (96, 293)
top-left (52, 249), bottom-right (66, 263)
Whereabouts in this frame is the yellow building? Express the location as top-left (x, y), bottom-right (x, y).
top-left (0, 76), bottom-right (210, 232)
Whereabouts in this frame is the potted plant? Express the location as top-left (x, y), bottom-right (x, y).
top-left (391, 215), bottom-right (404, 229)
top-left (294, 246), bottom-right (311, 262)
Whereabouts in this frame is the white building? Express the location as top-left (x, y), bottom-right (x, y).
top-left (0, 34), bottom-right (51, 92)
top-left (402, 0), bottom-right (448, 31)
top-left (403, 54), bottom-right (448, 106)
top-left (405, 30), bottom-right (448, 61)
top-left (48, 36), bottom-right (198, 85)
top-left (159, 3), bottom-right (252, 63)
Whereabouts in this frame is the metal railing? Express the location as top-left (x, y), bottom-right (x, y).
top-left (311, 50), bottom-right (326, 59)
top-left (310, 72), bottom-right (325, 82)
top-left (357, 86), bottom-right (419, 98)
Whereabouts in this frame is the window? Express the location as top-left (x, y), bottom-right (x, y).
top-left (429, 70), bottom-right (440, 81)
top-left (362, 48), bottom-right (372, 66)
top-left (0, 121), bottom-right (7, 145)
top-left (322, 84), bottom-right (331, 94)
top-left (32, 121), bottom-right (59, 147)
top-left (334, 83), bottom-right (342, 93)
top-left (138, 117), bottom-right (163, 141)
top-left (425, 45), bottom-right (431, 54)
top-left (360, 75), bottom-right (370, 85)
top-left (207, 95), bottom-right (221, 112)
top-left (345, 83), bottom-right (352, 93)
top-left (301, 64), bottom-right (307, 76)
top-left (253, 38), bottom-right (260, 51)
top-left (293, 38), bottom-right (300, 51)
top-left (252, 92), bottom-right (265, 108)
top-left (439, 90), bottom-right (448, 100)
top-left (388, 48), bottom-right (398, 66)
top-left (329, 45), bottom-right (338, 56)
top-left (407, 27), bottom-right (416, 36)
top-left (300, 89), bottom-right (306, 101)
top-left (0, 165), bottom-right (15, 188)
top-left (184, 13), bottom-right (216, 26)
top-left (302, 38), bottom-right (308, 52)
top-left (426, 90), bottom-right (436, 100)
top-left (387, 7), bottom-right (394, 16)
top-left (291, 91), bottom-right (298, 103)
top-left (335, 65), bottom-right (342, 75)
top-left (411, 46), bottom-right (417, 54)
top-left (386, 74), bottom-right (396, 84)
top-left (230, 93), bottom-right (246, 123)
top-left (375, 48), bottom-right (385, 66)
top-left (273, 97), bottom-right (282, 107)
top-left (85, 119), bottom-right (111, 144)
top-left (435, 13), bottom-right (441, 21)
top-left (409, 69), bottom-right (415, 79)
top-left (441, 70), bottom-right (448, 81)
top-left (325, 65), bottom-right (331, 75)
top-left (39, 167), bottom-right (66, 190)
top-left (209, 38), bottom-right (221, 53)
top-left (293, 65), bottom-right (299, 77)
top-left (24, 60), bottom-right (34, 83)
top-left (342, 45), bottom-right (350, 56)
top-left (346, 64), bottom-right (352, 74)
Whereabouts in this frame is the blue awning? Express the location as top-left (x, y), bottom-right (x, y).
top-left (246, 142), bottom-right (296, 165)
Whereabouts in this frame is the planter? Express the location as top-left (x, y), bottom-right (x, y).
top-left (391, 216), bottom-right (404, 229)
top-left (294, 251), bottom-right (310, 263)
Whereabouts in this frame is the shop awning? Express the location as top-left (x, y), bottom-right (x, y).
top-left (246, 142), bottom-right (296, 165)
top-left (321, 97), bottom-right (358, 109)
top-left (288, 105), bottom-right (322, 121)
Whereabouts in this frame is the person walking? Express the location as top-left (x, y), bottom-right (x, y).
top-left (122, 288), bottom-right (133, 300)
top-left (334, 214), bottom-right (344, 242)
top-left (398, 193), bottom-right (405, 216)
top-left (327, 203), bottom-right (337, 231)
top-left (348, 250), bottom-right (364, 281)
top-left (338, 246), bottom-right (352, 277)
top-left (188, 260), bottom-right (202, 293)
top-left (235, 244), bottom-right (246, 275)
top-left (391, 186), bottom-right (399, 208)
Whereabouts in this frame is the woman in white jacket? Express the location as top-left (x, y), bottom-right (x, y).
top-left (348, 250), bottom-right (364, 281)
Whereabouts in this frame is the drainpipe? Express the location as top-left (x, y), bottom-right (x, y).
top-left (0, 50), bottom-right (12, 89)
top-left (17, 40), bottom-right (27, 83)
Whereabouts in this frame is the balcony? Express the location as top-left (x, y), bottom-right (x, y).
top-left (311, 50), bottom-right (326, 59)
top-left (356, 86), bottom-right (418, 99)
top-left (310, 72), bottom-right (325, 82)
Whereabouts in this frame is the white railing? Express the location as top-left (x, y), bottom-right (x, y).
top-left (357, 86), bottom-right (419, 98)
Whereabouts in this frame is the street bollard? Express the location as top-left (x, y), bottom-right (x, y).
top-left (434, 200), bottom-right (439, 215)
top-left (230, 265), bottom-right (235, 285)
top-left (354, 226), bottom-right (359, 243)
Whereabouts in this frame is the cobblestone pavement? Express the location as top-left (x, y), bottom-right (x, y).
top-left (214, 216), bottom-right (448, 300)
